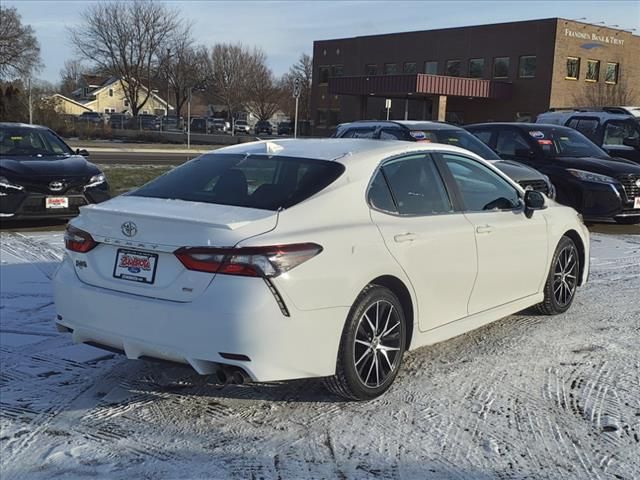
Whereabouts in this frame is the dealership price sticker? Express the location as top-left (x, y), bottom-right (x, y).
top-left (45, 197), bottom-right (68, 209)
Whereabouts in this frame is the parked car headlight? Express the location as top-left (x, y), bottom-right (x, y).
top-left (567, 169), bottom-right (617, 184)
top-left (85, 173), bottom-right (106, 188)
top-left (0, 176), bottom-right (24, 191)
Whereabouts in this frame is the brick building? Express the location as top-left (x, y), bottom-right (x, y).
top-left (311, 18), bottom-right (640, 135)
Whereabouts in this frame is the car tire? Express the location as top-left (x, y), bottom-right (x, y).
top-left (535, 236), bottom-right (580, 315)
top-left (324, 285), bottom-right (406, 401)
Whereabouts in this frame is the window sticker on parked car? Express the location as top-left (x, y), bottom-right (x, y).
top-left (10, 136), bottom-right (22, 141)
top-left (529, 131), bottom-right (545, 139)
top-left (409, 131), bottom-right (426, 140)
top-left (538, 139), bottom-right (553, 145)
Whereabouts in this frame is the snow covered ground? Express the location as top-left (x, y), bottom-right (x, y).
top-left (1, 231), bottom-right (638, 480)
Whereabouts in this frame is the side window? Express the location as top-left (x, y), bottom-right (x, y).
top-left (470, 129), bottom-right (492, 146)
top-left (380, 154), bottom-right (452, 215)
top-left (340, 127), bottom-right (376, 138)
top-left (441, 153), bottom-right (520, 212)
top-left (379, 128), bottom-right (405, 140)
top-left (566, 118), bottom-right (580, 129)
top-left (495, 129), bottom-right (532, 159)
top-left (603, 121), bottom-right (639, 146)
top-left (367, 170), bottom-right (397, 213)
top-left (574, 118), bottom-right (599, 141)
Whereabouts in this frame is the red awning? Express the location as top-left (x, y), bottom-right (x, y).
top-left (328, 74), bottom-right (512, 100)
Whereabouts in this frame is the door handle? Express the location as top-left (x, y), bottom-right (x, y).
top-left (476, 224), bottom-right (494, 234)
top-left (394, 233), bottom-right (417, 243)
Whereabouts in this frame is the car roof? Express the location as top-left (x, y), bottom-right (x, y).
top-left (213, 138), bottom-right (483, 166)
top-left (337, 120), bottom-right (457, 131)
top-left (466, 122), bottom-right (577, 131)
top-left (0, 122), bottom-right (49, 130)
top-left (537, 110), bottom-right (634, 122)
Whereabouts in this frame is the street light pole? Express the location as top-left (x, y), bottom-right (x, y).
top-left (187, 88), bottom-right (191, 150)
top-left (165, 47), bottom-right (171, 130)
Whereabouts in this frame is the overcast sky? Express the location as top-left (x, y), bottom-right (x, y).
top-left (6, 0), bottom-right (640, 84)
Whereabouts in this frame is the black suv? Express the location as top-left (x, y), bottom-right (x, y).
top-left (333, 120), bottom-right (555, 197)
top-left (466, 123), bottom-right (640, 224)
top-left (255, 120), bottom-right (273, 135)
top-left (536, 110), bottom-right (640, 164)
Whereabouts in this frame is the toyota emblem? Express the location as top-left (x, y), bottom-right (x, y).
top-left (49, 181), bottom-right (64, 192)
top-left (121, 221), bottom-right (138, 237)
top-left (636, 178), bottom-right (640, 188)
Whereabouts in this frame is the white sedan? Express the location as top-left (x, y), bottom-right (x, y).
top-left (53, 139), bottom-right (589, 400)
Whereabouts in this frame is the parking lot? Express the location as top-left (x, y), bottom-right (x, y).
top-left (0, 225), bottom-right (638, 479)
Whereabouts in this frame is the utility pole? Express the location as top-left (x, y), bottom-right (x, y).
top-left (28, 78), bottom-right (33, 124)
top-left (165, 47), bottom-right (171, 131)
top-left (293, 77), bottom-right (301, 138)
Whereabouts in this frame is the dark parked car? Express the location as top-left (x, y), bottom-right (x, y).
top-left (466, 123), bottom-right (640, 224)
top-left (77, 111), bottom-right (104, 125)
top-left (254, 120), bottom-right (273, 135)
top-left (333, 120), bottom-right (556, 197)
top-left (160, 115), bottom-right (183, 131)
top-left (277, 121), bottom-right (293, 135)
top-left (536, 110), bottom-right (640, 164)
top-left (0, 123), bottom-right (110, 220)
top-left (190, 118), bottom-right (208, 133)
top-left (128, 114), bottom-right (160, 131)
top-left (108, 113), bottom-right (131, 129)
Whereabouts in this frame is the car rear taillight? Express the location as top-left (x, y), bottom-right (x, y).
top-left (174, 243), bottom-right (323, 277)
top-left (64, 225), bottom-right (97, 253)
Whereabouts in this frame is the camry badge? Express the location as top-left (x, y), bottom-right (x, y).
top-left (121, 221), bottom-right (138, 237)
top-left (49, 181), bottom-right (64, 192)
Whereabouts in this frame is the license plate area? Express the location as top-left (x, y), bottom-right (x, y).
top-left (46, 197), bottom-right (68, 209)
top-left (113, 249), bottom-right (158, 284)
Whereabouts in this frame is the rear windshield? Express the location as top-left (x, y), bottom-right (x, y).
top-left (130, 153), bottom-right (345, 211)
top-left (413, 129), bottom-right (501, 160)
top-left (0, 126), bottom-right (73, 158)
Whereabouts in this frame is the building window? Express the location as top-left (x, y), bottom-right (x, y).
top-left (317, 109), bottom-right (328, 126)
top-left (469, 58), bottom-right (484, 78)
top-left (518, 56), bottom-right (536, 78)
top-left (403, 62), bottom-right (417, 74)
top-left (383, 63), bottom-right (398, 75)
top-left (493, 57), bottom-right (510, 79)
top-left (585, 60), bottom-right (600, 82)
top-left (566, 57), bottom-right (580, 80)
top-left (605, 62), bottom-right (619, 84)
top-left (424, 61), bottom-right (438, 75)
top-left (331, 65), bottom-right (344, 77)
top-left (365, 64), bottom-right (378, 76)
top-left (446, 60), bottom-right (461, 77)
top-left (108, 88), bottom-right (113, 97)
top-left (319, 66), bottom-right (330, 84)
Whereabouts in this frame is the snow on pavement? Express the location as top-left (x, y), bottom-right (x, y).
top-left (0, 231), bottom-right (639, 479)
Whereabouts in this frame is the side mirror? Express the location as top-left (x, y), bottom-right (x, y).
top-left (622, 136), bottom-right (640, 149)
top-left (76, 148), bottom-right (89, 157)
top-left (524, 189), bottom-right (546, 218)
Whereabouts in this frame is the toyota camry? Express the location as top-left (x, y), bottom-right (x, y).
top-left (53, 139), bottom-right (589, 400)
top-left (0, 123), bottom-right (110, 220)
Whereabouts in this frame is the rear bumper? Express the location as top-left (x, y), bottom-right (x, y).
top-left (52, 256), bottom-right (347, 382)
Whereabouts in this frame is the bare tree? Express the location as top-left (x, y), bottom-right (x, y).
top-left (0, 6), bottom-right (41, 80)
top-left (281, 53), bottom-right (312, 121)
top-left (59, 59), bottom-right (88, 97)
top-left (68, 0), bottom-right (180, 116)
top-left (574, 77), bottom-right (638, 108)
top-left (157, 24), bottom-right (207, 119)
top-left (206, 43), bottom-right (263, 125)
top-left (245, 53), bottom-right (283, 121)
